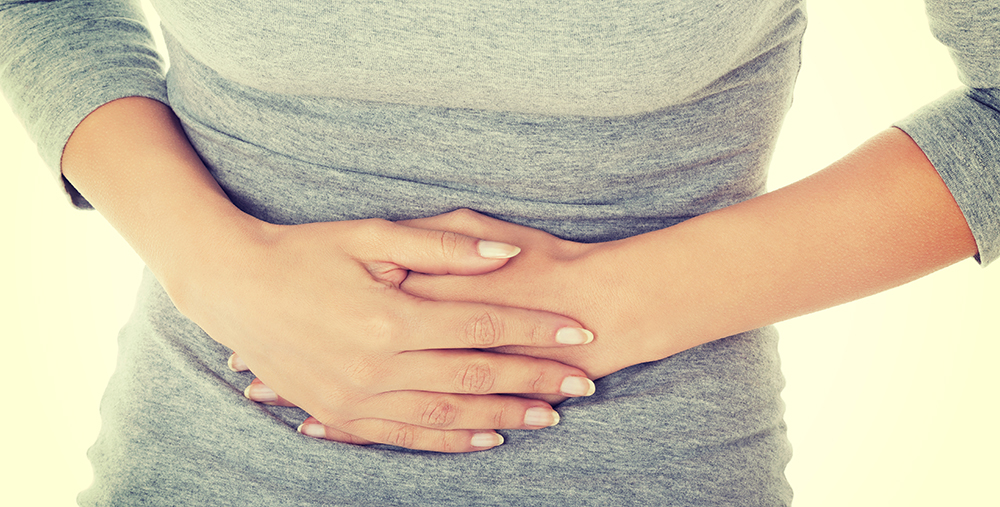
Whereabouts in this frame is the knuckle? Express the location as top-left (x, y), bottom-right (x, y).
top-left (385, 423), bottom-right (418, 449)
top-left (463, 311), bottom-right (504, 347)
top-left (358, 218), bottom-right (394, 246)
top-left (369, 317), bottom-right (396, 350)
top-left (456, 360), bottom-right (498, 394)
top-left (527, 370), bottom-right (548, 394)
top-left (420, 397), bottom-right (459, 428)
top-left (363, 217), bottom-right (394, 234)
top-left (526, 322), bottom-right (549, 346)
top-left (359, 307), bottom-right (402, 351)
top-left (493, 402), bottom-right (509, 428)
top-left (437, 230), bottom-right (462, 260)
top-left (341, 354), bottom-right (387, 390)
top-left (439, 432), bottom-right (456, 453)
top-left (449, 208), bottom-right (479, 225)
top-left (438, 208), bottom-right (483, 232)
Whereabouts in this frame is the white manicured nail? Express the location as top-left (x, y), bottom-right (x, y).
top-left (243, 383), bottom-right (278, 403)
top-left (524, 407), bottom-right (560, 427)
top-left (297, 423), bottom-right (327, 439)
top-left (560, 377), bottom-right (596, 397)
top-left (471, 432), bottom-right (505, 448)
top-left (477, 240), bottom-right (521, 259)
top-left (555, 327), bottom-right (594, 345)
top-left (227, 353), bottom-right (248, 372)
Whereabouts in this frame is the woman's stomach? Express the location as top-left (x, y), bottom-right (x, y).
top-left (81, 29), bottom-right (799, 506)
top-left (163, 28), bottom-right (795, 243)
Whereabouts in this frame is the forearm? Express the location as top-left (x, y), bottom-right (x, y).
top-left (620, 127), bottom-right (978, 358)
top-left (61, 96), bottom-right (256, 305)
top-left (60, 96), bottom-right (603, 450)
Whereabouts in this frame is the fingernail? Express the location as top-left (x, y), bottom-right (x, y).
top-left (560, 377), bottom-right (596, 397)
top-left (477, 240), bottom-right (521, 259)
top-left (524, 407), bottom-right (560, 427)
top-left (297, 422), bottom-right (327, 439)
top-left (555, 327), bottom-right (594, 345)
top-left (227, 354), bottom-right (248, 372)
top-left (471, 432), bottom-right (505, 448)
top-left (243, 383), bottom-right (278, 403)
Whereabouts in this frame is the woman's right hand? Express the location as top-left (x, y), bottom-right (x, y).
top-left (172, 216), bottom-right (596, 453)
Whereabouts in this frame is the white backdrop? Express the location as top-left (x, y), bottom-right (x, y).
top-left (2, 1), bottom-right (997, 505)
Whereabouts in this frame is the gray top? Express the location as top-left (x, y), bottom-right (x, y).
top-left (1, 1), bottom-right (998, 505)
top-left (1, 0), bottom-right (998, 262)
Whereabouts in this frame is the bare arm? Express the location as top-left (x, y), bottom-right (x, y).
top-left (61, 99), bottom-right (244, 294)
top-left (400, 128), bottom-right (978, 379)
top-left (61, 96), bottom-right (598, 452)
top-left (612, 127), bottom-right (975, 360)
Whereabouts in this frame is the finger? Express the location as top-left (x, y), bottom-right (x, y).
top-left (359, 219), bottom-right (521, 276)
top-left (297, 417), bottom-right (377, 446)
top-left (302, 417), bottom-right (507, 453)
top-left (244, 356), bottom-right (595, 429)
top-left (383, 350), bottom-right (597, 397)
top-left (397, 208), bottom-right (506, 239)
top-left (400, 297), bottom-right (594, 349)
top-left (295, 391), bottom-right (560, 452)
top-left (358, 391), bottom-right (562, 431)
top-left (243, 378), bottom-right (298, 407)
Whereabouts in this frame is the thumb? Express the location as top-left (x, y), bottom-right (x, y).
top-left (365, 221), bottom-right (522, 277)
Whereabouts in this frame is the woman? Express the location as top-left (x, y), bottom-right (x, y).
top-left (0, 0), bottom-right (996, 506)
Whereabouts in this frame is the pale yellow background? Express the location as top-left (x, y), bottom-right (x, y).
top-left (2, 1), bottom-right (997, 505)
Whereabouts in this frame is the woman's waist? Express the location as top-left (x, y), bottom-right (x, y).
top-left (93, 268), bottom-right (790, 503)
top-left (181, 119), bottom-right (770, 241)
top-left (128, 266), bottom-right (786, 442)
top-left (166, 36), bottom-right (782, 241)
top-left (171, 100), bottom-right (777, 240)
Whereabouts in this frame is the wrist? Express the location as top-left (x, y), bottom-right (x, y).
top-left (156, 207), bottom-right (270, 321)
top-left (584, 228), bottom-right (729, 364)
top-left (61, 96), bottom-right (266, 316)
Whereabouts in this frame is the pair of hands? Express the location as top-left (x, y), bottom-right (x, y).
top-left (182, 209), bottom-right (648, 453)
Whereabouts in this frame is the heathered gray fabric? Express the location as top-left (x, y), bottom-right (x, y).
top-left (892, 0), bottom-right (1000, 266)
top-left (0, 0), bottom-right (997, 505)
top-left (0, 0), bottom-right (169, 206)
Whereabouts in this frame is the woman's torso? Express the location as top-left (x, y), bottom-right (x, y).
top-left (81, 1), bottom-right (805, 504)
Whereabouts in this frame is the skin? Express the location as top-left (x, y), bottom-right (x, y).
top-left (238, 128), bottom-right (978, 444)
top-left (59, 74), bottom-right (979, 455)
top-left (61, 96), bottom-right (599, 453)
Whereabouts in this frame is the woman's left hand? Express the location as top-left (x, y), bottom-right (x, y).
top-left (235, 209), bottom-right (683, 438)
top-left (397, 209), bottom-right (666, 383)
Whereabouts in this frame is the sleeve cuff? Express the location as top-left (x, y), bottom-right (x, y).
top-left (894, 88), bottom-right (1000, 266)
top-left (1, 7), bottom-right (169, 209)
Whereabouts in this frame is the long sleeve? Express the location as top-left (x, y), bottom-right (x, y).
top-left (0, 0), bottom-right (168, 208)
top-left (894, 0), bottom-right (1000, 266)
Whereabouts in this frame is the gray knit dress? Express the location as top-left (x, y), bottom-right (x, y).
top-left (1, 0), bottom-right (997, 504)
